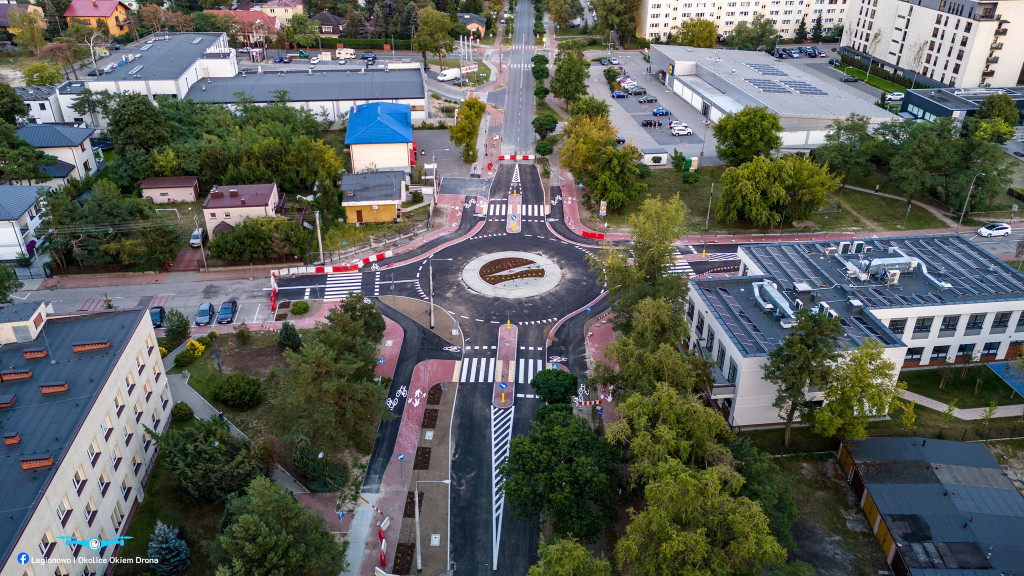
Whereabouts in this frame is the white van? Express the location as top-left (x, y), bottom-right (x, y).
top-left (336, 47), bottom-right (355, 59)
top-left (437, 68), bottom-right (461, 82)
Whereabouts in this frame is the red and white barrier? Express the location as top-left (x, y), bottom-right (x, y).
top-left (576, 399), bottom-right (603, 406)
top-left (497, 154), bottom-right (537, 161)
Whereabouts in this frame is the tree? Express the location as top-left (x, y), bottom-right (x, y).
top-left (550, 51), bottom-right (590, 104)
top-left (724, 14), bottom-right (778, 51)
top-left (163, 308), bottom-right (191, 346)
top-left (728, 437), bottom-right (798, 550)
top-left (716, 155), bottom-right (838, 228)
top-left (616, 461), bottom-right (786, 576)
top-left (568, 95), bottom-right (609, 118)
top-left (23, 62), bottom-right (64, 85)
top-left (895, 399), bottom-right (917, 434)
top-left (148, 521), bottom-right (191, 576)
top-left (209, 476), bottom-right (346, 575)
top-left (592, 145), bottom-right (646, 211)
top-left (8, 7), bottom-right (48, 54)
top-left (794, 17), bottom-right (808, 42)
top-left (810, 14), bottom-right (824, 42)
top-left (69, 88), bottom-right (109, 127)
top-left (401, 2), bottom-right (418, 36)
top-left (714, 106), bottom-right (783, 165)
top-left (413, 7), bottom-right (454, 72)
top-left (530, 369), bottom-right (578, 404)
top-left (499, 411), bottom-right (622, 542)
top-left (532, 63), bottom-right (550, 80)
top-left (814, 339), bottom-right (903, 440)
top-left (536, 140), bottom-right (554, 156)
top-left (976, 93), bottom-right (1020, 128)
top-left (107, 93), bottom-right (170, 153)
top-left (0, 265), bottom-right (24, 303)
top-left (532, 113), bottom-right (558, 140)
top-left (534, 84), bottom-right (551, 100)
top-left (549, 0), bottom-right (574, 28)
top-left (764, 308), bottom-right (843, 447)
top-left (152, 417), bottom-right (264, 504)
top-left (814, 113), bottom-right (874, 189)
top-left (668, 17), bottom-right (716, 48)
top-left (64, 22), bottom-right (110, 78)
top-left (593, 336), bottom-right (713, 399)
top-left (532, 54), bottom-right (550, 66)
top-left (0, 121), bottom-right (54, 184)
top-left (529, 538), bottom-right (612, 576)
top-left (277, 321), bottom-right (302, 351)
top-left (40, 39), bottom-right (89, 80)
top-left (0, 84), bottom-right (28, 124)
top-left (608, 383), bottom-right (732, 483)
top-left (561, 113), bottom-right (615, 180)
top-left (138, 4), bottom-right (167, 31)
top-left (291, 434), bottom-right (348, 493)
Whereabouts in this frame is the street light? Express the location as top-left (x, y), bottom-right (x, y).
top-left (415, 478), bottom-right (451, 573)
top-left (432, 148), bottom-right (451, 195)
top-left (956, 172), bottom-right (986, 233)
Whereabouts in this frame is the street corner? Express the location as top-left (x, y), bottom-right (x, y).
top-left (375, 316), bottom-right (405, 380)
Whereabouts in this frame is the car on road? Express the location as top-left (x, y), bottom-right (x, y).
top-left (310, 57), bottom-right (321, 64)
top-left (86, 69), bottom-right (104, 76)
top-left (217, 299), bottom-right (239, 324)
top-left (671, 126), bottom-right (693, 136)
top-left (609, 57), bottom-right (619, 65)
top-left (840, 75), bottom-right (859, 82)
top-left (828, 58), bottom-right (839, 65)
top-left (239, 67), bottom-right (254, 73)
top-left (195, 302), bottom-right (215, 326)
top-left (638, 95), bottom-right (658, 103)
top-left (611, 90), bottom-right (628, 98)
top-left (885, 92), bottom-right (905, 102)
top-left (652, 107), bottom-right (671, 116)
top-left (273, 56), bottom-right (284, 63)
top-left (977, 223), bottom-right (1012, 237)
top-left (150, 306), bottom-right (165, 328)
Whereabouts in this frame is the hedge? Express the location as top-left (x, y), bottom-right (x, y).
top-left (333, 38), bottom-right (413, 50)
top-left (839, 54), bottom-right (927, 89)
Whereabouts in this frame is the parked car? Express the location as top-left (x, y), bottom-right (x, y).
top-left (614, 66), bottom-right (625, 74)
top-left (600, 57), bottom-right (609, 65)
top-left (840, 75), bottom-right (858, 82)
top-left (310, 57), bottom-right (321, 64)
top-left (609, 57), bottom-right (619, 65)
top-left (274, 55), bottom-right (284, 63)
top-left (337, 58), bottom-right (347, 64)
top-left (1014, 151), bottom-right (1024, 158)
top-left (150, 306), bottom-right (165, 328)
top-left (615, 136), bottom-right (626, 144)
top-left (885, 92), bottom-right (905, 102)
top-left (366, 56), bottom-right (376, 64)
top-left (282, 56), bottom-right (292, 63)
top-left (641, 119), bottom-right (662, 128)
top-left (239, 67), bottom-right (254, 73)
top-left (189, 227), bottom-right (205, 248)
top-left (361, 52), bottom-right (376, 59)
top-left (977, 223), bottom-right (1012, 237)
top-left (652, 107), bottom-right (671, 116)
top-left (195, 302), bottom-right (215, 326)
top-left (627, 86), bottom-right (647, 95)
top-left (86, 69), bottom-right (104, 76)
top-left (669, 120), bottom-right (688, 129)
top-left (671, 126), bottom-right (693, 136)
top-left (611, 90), bottom-right (628, 98)
top-left (797, 47), bottom-right (808, 53)
top-left (638, 95), bottom-right (658, 103)
top-left (217, 299), bottom-right (239, 324)
top-left (828, 58), bottom-right (839, 65)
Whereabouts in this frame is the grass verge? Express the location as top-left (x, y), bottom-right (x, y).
top-left (901, 365), bottom-right (1022, 408)
top-left (833, 65), bottom-right (908, 94)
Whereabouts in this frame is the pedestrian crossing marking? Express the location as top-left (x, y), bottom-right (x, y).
top-left (323, 272), bottom-right (363, 300)
top-left (491, 404), bottom-right (515, 567)
top-left (488, 203), bottom-right (545, 216)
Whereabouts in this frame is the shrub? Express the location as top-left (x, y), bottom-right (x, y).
top-left (209, 329), bottom-right (219, 340)
top-left (186, 339), bottom-right (205, 357)
top-left (652, 156), bottom-right (662, 164)
top-left (532, 63), bottom-right (549, 80)
top-left (291, 301), bottom-right (310, 315)
top-left (681, 171), bottom-right (702, 184)
top-left (534, 84), bottom-right (550, 99)
top-left (214, 373), bottom-right (265, 410)
top-left (277, 322), bottom-right (302, 351)
top-left (159, 346), bottom-right (168, 357)
top-left (531, 54), bottom-right (549, 66)
top-left (670, 149), bottom-right (688, 171)
top-left (172, 402), bottom-right (194, 422)
top-left (536, 140), bottom-right (554, 156)
top-left (235, 322), bottom-right (253, 346)
top-left (411, 189), bottom-right (423, 203)
top-left (636, 162), bottom-right (652, 179)
top-left (292, 434), bottom-right (349, 493)
top-left (173, 347), bottom-right (196, 368)
top-left (195, 335), bottom-right (212, 348)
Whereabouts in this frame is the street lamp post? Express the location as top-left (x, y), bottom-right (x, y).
top-left (956, 172), bottom-right (986, 233)
top-left (415, 478), bottom-right (451, 572)
top-left (700, 119), bottom-right (711, 157)
top-left (432, 148), bottom-right (451, 196)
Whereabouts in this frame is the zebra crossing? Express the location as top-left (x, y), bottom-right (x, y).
top-left (516, 358), bottom-right (547, 385)
top-left (491, 403), bottom-right (515, 567)
top-left (457, 355), bottom-right (546, 384)
top-left (323, 272), bottom-right (363, 300)
top-left (706, 252), bottom-right (740, 262)
top-left (668, 251), bottom-right (739, 276)
top-left (486, 202), bottom-right (546, 217)
top-left (669, 253), bottom-right (694, 276)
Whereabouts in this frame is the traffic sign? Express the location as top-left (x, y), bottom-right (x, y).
top-left (585, 306), bottom-right (591, 312)
top-left (379, 358), bottom-right (386, 364)
top-left (499, 381), bottom-right (507, 389)
top-left (551, 363), bottom-right (558, 370)
top-left (510, 214), bottom-right (517, 221)
top-left (397, 454), bottom-right (405, 460)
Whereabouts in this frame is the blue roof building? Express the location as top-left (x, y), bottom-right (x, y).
top-left (345, 102), bottom-right (416, 173)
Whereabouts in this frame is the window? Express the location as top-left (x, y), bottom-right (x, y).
top-left (84, 498), bottom-right (97, 526)
top-left (224, 212), bottom-right (232, 219)
top-left (940, 315), bottom-right (960, 331)
top-left (83, 563), bottom-right (97, 575)
top-left (114, 392), bottom-right (124, 417)
top-left (161, 388), bottom-right (169, 409)
top-left (111, 445), bottom-right (122, 470)
top-left (889, 318), bottom-right (907, 332)
top-left (56, 497), bottom-right (69, 525)
top-left (111, 502), bottom-right (124, 531)
top-left (931, 345), bottom-right (950, 359)
top-left (913, 317), bottom-right (933, 334)
top-left (99, 470), bottom-right (110, 496)
top-left (966, 313), bottom-right (986, 330)
top-left (146, 334), bottom-right (154, 354)
top-left (687, 301), bottom-right (695, 320)
top-left (717, 347), bottom-right (726, 369)
top-left (992, 312), bottom-right (1011, 328)
top-left (696, 313), bottom-right (705, 336)
top-left (144, 380), bottom-right (153, 401)
top-left (121, 477), bottom-right (132, 501)
top-left (73, 466), bottom-right (87, 494)
top-left (726, 359), bottom-right (738, 383)
top-left (209, 212), bottom-right (217, 219)
top-left (39, 530), bottom-right (55, 557)
top-left (982, 342), bottom-right (1000, 356)
top-left (53, 562), bottom-right (69, 576)
top-left (137, 351), bottom-right (146, 374)
top-left (39, 103), bottom-right (46, 110)
top-left (956, 343), bottom-right (976, 358)
top-left (153, 363), bottom-right (162, 383)
top-left (126, 372), bottom-right (135, 395)
top-left (144, 430), bottom-right (153, 452)
top-left (134, 400), bottom-right (143, 423)
top-left (707, 331), bottom-right (716, 354)
top-left (906, 347), bottom-right (923, 360)
top-left (101, 414), bottom-right (113, 440)
top-left (133, 451), bottom-right (143, 475)
top-left (122, 421), bottom-right (133, 443)
top-left (87, 438), bottom-right (99, 466)
top-left (83, 159), bottom-right (90, 172)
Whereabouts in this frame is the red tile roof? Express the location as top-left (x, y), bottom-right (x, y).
top-left (64, 0), bottom-right (128, 18)
top-left (204, 9), bottom-right (279, 28)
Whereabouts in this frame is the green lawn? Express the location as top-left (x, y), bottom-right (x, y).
top-left (840, 188), bottom-right (946, 230)
top-left (834, 65), bottom-right (908, 94)
top-left (122, 422), bottom-right (224, 575)
top-left (901, 365), bottom-right (1022, 408)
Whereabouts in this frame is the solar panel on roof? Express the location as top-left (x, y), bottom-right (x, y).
top-left (745, 63), bottom-right (788, 76)
top-left (780, 79), bottom-right (828, 95)
top-left (743, 78), bottom-right (793, 93)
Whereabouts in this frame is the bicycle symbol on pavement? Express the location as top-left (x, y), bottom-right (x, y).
top-left (549, 356), bottom-right (567, 363)
top-left (371, 263), bottom-right (381, 271)
top-left (384, 385), bottom-right (409, 411)
top-left (443, 345), bottom-right (462, 353)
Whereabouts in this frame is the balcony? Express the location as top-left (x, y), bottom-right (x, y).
top-left (987, 56), bottom-right (999, 64)
top-left (991, 42), bottom-right (1003, 50)
top-left (982, 69), bottom-right (996, 77)
top-left (994, 28), bottom-right (1008, 36)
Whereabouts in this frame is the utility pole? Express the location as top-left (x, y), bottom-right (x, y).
top-left (705, 183), bottom-right (714, 230)
top-left (314, 210), bottom-right (324, 265)
top-left (428, 255), bottom-right (435, 329)
top-left (193, 214), bottom-right (208, 272)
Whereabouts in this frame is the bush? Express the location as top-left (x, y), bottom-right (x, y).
top-left (277, 322), bottom-right (302, 351)
top-left (291, 301), bottom-right (310, 315)
top-left (411, 189), bottom-right (423, 203)
top-left (172, 402), bottom-right (194, 422)
top-left (164, 308), bottom-right (191, 347)
top-left (195, 335), bottom-right (212, 348)
top-left (531, 54), bottom-right (549, 66)
top-left (536, 140), bottom-right (554, 156)
top-left (159, 346), bottom-right (168, 357)
top-left (681, 171), bottom-right (702, 184)
top-left (636, 162), bottom-right (652, 179)
top-left (173, 347), bottom-right (196, 368)
top-left (214, 373), bottom-right (266, 410)
top-left (235, 322), bottom-right (252, 346)
top-left (292, 434), bottom-right (349, 493)
top-left (186, 339), bottom-right (206, 357)
top-left (670, 149), bottom-right (688, 171)
top-left (534, 85), bottom-right (550, 99)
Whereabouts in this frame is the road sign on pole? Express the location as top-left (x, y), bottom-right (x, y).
top-left (499, 381), bottom-right (507, 389)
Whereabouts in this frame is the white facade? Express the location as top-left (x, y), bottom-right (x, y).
top-left (638, 0), bottom-right (850, 41)
top-left (0, 198), bottom-right (44, 261)
top-left (18, 92), bottom-right (64, 124)
top-left (38, 140), bottom-right (99, 182)
top-left (841, 0), bottom-right (1024, 88)
top-left (350, 142), bottom-right (414, 173)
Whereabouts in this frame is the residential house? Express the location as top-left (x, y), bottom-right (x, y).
top-left (203, 10), bottom-right (278, 46)
top-left (261, 0), bottom-right (302, 27)
top-left (0, 185), bottom-right (46, 260)
top-left (63, 0), bottom-right (131, 35)
top-left (345, 102), bottom-right (416, 173)
top-left (0, 304), bottom-right (173, 575)
top-left (0, 3), bottom-right (44, 32)
top-left (16, 124), bottom-right (99, 181)
top-left (312, 11), bottom-right (344, 37)
top-left (138, 176), bottom-right (199, 204)
top-left (457, 12), bottom-right (486, 35)
top-left (340, 170), bottom-right (407, 224)
top-left (12, 86), bottom-right (63, 124)
top-left (202, 182), bottom-right (279, 236)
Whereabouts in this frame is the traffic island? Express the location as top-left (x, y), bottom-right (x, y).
top-left (506, 191), bottom-right (522, 233)
top-left (493, 323), bottom-right (518, 408)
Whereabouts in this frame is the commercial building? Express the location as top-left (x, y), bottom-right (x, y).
top-left (185, 67), bottom-right (429, 124)
top-left (0, 304), bottom-right (173, 575)
top-left (202, 182), bottom-right (280, 236)
top-left (137, 176), bottom-right (199, 204)
top-left (0, 185), bottom-right (46, 260)
top-left (839, 437), bottom-right (1024, 575)
top-left (649, 45), bottom-right (896, 148)
top-left (340, 171), bottom-right (407, 224)
top-left (15, 125), bottom-right (100, 182)
top-left (687, 235), bottom-right (1024, 427)
top-left (841, 0), bottom-right (1024, 88)
top-left (899, 85), bottom-right (1024, 126)
top-left (345, 102), bottom-right (416, 173)
top-left (637, 0), bottom-right (849, 42)
top-left (63, 0), bottom-right (131, 35)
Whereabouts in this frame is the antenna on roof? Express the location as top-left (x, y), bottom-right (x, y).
top-left (41, 326), bottom-right (56, 365)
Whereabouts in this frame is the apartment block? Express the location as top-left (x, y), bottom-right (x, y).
top-left (841, 0), bottom-right (1024, 88)
top-left (637, 0), bottom-right (850, 42)
top-left (0, 304), bottom-right (172, 576)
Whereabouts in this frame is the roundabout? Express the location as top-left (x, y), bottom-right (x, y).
top-left (461, 251), bottom-right (563, 298)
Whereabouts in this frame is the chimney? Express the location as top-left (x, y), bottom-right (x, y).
top-left (229, 189), bottom-right (238, 197)
top-left (240, 197), bottom-right (246, 205)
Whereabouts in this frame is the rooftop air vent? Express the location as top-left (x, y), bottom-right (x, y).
top-left (3, 433), bottom-right (19, 445)
top-left (0, 368), bottom-right (32, 382)
top-left (20, 455), bottom-right (54, 470)
top-left (39, 381), bottom-right (69, 395)
top-left (72, 341), bottom-right (109, 353)
top-left (22, 349), bottom-right (46, 360)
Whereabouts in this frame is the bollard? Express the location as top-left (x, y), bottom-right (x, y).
top-left (501, 392), bottom-right (505, 403)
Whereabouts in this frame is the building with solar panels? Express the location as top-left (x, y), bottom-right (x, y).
top-left (687, 235), bottom-right (1024, 427)
top-left (838, 437), bottom-right (1024, 576)
top-left (649, 45), bottom-right (897, 148)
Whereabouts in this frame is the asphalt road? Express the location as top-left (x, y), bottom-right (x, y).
top-left (500, 0), bottom-right (538, 154)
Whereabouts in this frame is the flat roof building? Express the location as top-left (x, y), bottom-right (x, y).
top-left (688, 235), bottom-right (1024, 427)
top-left (649, 45), bottom-right (897, 148)
top-left (900, 86), bottom-right (1024, 126)
top-left (839, 437), bottom-right (1024, 575)
top-left (0, 304), bottom-right (172, 573)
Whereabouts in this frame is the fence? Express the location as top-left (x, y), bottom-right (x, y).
top-left (321, 222), bottom-right (430, 264)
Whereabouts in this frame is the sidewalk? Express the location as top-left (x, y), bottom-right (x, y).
top-left (900, 390), bottom-right (1024, 420)
top-left (584, 311), bottom-right (620, 429)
